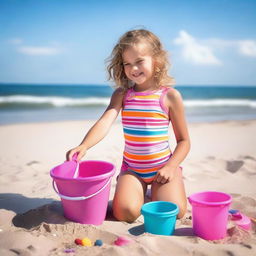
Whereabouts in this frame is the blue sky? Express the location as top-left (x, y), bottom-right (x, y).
top-left (0, 0), bottom-right (256, 86)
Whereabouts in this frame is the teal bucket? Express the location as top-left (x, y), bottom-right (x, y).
top-left (141, 201), bottom-right (179, 235)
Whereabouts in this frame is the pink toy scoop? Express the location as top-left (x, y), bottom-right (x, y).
top-left (72, 153), bottom-right (80, 178)
top-left (229, 209), bottom-right (252, 231)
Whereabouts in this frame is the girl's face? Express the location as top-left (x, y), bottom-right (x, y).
top-left (122, 42), bottom-right (155, 87)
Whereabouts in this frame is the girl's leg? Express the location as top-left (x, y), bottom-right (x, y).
top-left (151, 167), bottom-right (187, 218)
top-left (112, 171), bottom-right (147, 223)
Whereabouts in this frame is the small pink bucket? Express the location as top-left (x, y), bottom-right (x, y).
top-left (50, 159), bottom-right (115, 225)
top-left (188, 191), bottom-right (232, 240)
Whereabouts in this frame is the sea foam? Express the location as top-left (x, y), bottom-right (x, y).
top-left (0, 95), bottom-right (255, 108)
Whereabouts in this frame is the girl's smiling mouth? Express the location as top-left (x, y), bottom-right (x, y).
top-left (132, 72), bottom-right (143, 78)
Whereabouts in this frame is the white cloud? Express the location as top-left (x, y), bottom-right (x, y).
top-left (195, 38), bottom-right (256, 58)
top-left (8, 38), bottom-right (23, 45)
top-left (173, 30), bottom-right (222, 65)
top-left (18, 46), bottom-right (61, 56)
top-left (238, 40), bottom-right (256, 57)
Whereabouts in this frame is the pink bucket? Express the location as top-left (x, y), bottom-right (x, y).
top-left (50, 160), bottom-right (115, 225)
top-left (188, 191), bottom-right (232, 240)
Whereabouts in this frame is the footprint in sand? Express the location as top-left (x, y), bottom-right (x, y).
top-left (12, 202), bottom-right (66, 229)
top-left (226, 160), bottom-right (244, 173)
top-left (0, 230), bottom-right (56, 255)
top-left (26, 160), bottom-right (40, 166)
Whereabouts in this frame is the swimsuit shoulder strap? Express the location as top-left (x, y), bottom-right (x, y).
top-left (159, 86), bottom-right (172, 115)
top-left (122, 88), bottom-right (133, 107)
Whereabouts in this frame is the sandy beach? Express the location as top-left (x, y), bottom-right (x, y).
top-left (0, 119), bottom-right (255, 255)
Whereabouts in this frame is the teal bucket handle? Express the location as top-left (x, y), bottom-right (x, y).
top-left (52, 178), bottom-right (111, 201)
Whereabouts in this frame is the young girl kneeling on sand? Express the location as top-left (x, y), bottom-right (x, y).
top-left (67, 29), bottom-right (190, 222)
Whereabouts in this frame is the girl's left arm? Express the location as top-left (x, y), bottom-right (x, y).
top-left (154, 88), bottom-right (190, 183)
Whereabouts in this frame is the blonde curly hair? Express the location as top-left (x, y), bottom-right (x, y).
top-left (106, 29), bottom-right (175, 90)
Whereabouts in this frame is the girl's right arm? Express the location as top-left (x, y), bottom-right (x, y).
top-left (66, 88), bottom-right (125, 161)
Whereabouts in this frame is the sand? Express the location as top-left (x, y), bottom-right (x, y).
top-left (0, 119), bottom-right (255, 255)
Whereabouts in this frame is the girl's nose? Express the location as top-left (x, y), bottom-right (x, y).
top-left (131, 65), bottom-right (139, 71)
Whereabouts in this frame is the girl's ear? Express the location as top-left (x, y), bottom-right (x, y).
top-left (153, 55), bottom-right (162, 75)
top-left (153, 57), bottom-right (160, 70)
top-left (154, 61), bottom-right (161, 77)
top-left (155, 66), bottom-right (160, 73)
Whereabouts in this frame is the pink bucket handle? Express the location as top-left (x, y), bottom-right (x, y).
top-left (52, 179), bottom-right (112, 201)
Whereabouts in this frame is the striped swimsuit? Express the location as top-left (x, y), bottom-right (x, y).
top-left (121, 86), bottom-right (172, 184)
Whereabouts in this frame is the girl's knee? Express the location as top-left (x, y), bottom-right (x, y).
top-left (177, 202), bottom-right (187, 219)
top-left (112, 204), bottom-right (141, 223)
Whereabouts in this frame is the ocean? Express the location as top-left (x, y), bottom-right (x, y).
top-left (0, 83), bottom-right (256, 125)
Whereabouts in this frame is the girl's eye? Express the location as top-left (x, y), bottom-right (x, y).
top-left (123, 63), bottom-right (130, 66)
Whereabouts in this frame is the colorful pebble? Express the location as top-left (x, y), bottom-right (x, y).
top-left (114, 236), bottom-right (132, 246)
top-left (94, 239), bottom-right (103, 246)
top-left (75, 238), bottom-right (82, 245)
top-left (64, 248), bottom-right (75, 253)
top-left (229, 209), bottom-right (239, 214)
top-left (81, 237), bottom-right (92, 247)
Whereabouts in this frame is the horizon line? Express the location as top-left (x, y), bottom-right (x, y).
top-left (0, 82), bottom-right (256, 87)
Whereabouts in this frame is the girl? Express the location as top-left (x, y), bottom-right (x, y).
top-left (67, 29), bottom-right (190, 223)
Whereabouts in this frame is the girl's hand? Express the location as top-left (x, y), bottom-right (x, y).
top-left (66, 145), bottom-right (87, 162)
top-left (154, 165), bottom-right (178, 184)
